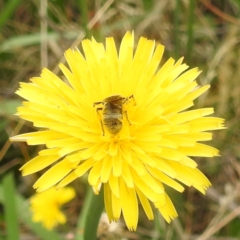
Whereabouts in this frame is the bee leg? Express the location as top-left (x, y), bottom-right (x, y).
top-left (124, 110), bottom-right (131, 125)
top-left (130, 95), bottom-right (136, 106)
top-left (93, 101), bottom-right (104, 107)
top-left (96, 108), bottom-right (105, 136)
top-left (124, 94), bottom-right (136, 106)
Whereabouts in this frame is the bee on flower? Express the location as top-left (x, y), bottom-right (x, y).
top-left (93, 94), bottom-right (135, 136)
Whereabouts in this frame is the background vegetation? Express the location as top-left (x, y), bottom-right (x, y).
top-left (0, 0), bottom-right (240, 239)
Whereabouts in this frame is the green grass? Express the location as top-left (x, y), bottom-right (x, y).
top-left (0, 179), bottom-right (63, 240)
top-left (2, 173), bottom-right (19, 240)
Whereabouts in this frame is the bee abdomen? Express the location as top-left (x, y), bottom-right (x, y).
top-left (103, 118), bottom-right (122, 134)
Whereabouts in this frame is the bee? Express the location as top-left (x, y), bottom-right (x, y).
top-left (93, 95), bottom-right (135, 136)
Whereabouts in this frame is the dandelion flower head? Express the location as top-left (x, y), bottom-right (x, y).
top-left (30, 187), bottom-right (75, 230)
top-left (11, 31), bottom-right (225, 230)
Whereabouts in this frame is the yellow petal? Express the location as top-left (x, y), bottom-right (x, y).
top-left (136, 187), bottom-right (154, 220)
top-left (20, 154), bottom-right (60, 175)
top-left (104, 183), bottom-right (114, 221)
top-left (119, 178), bottom-right (138, 231)
top-left (33, 159), bottom-right (79, 192)
top-left (156, 193), bottom-right (178, 223)
top-left (101, 156), bottom-right (112, 183)
top-left (111, 193), bottom-right (121, 220)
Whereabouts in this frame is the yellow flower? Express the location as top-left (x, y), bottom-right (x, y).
top-left (11, 31), bottom-right (225, 230)
top-left (30, 187), bottom-right (75, 230)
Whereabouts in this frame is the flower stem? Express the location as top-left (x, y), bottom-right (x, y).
top-left (77, 186), bottom-right (104, 240)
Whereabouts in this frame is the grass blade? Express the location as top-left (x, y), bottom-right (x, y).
top-left (0, 182), bottom-right (63, 240)
top-left (0, 0), bottom-right (22, 29)
top-left (2, 173), bottom-right (19, 240)
top-left (76, 186), bottom-right (104, 240)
